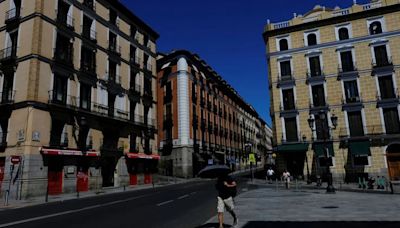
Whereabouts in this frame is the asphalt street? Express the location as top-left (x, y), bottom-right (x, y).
top-left (0, 177), bottom-right (253, 228)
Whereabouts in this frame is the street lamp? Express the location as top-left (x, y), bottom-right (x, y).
top-left (307, 111), bottom-right (338, 193)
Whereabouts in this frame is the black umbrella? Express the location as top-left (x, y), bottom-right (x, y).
top-left (198, 165), bottom-right (231, 178)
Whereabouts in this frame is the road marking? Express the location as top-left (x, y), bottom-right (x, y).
top-left (189, 191), bottom-right (197, 195)
top-left (156, 200), bottom-right (174, 206)
top-left (177, 194), bottom-right (189, 200)
top-left (0, 194), bottom-right (151, 227)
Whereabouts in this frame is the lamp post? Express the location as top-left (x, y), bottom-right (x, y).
top-left (308, 111), bottom-right (338, 193)
top-left (302, 135), bottom-right (312, 184)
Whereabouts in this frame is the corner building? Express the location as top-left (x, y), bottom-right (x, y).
top-left (264, 0), bottom-right (400, 183)
top-left (0, 0), bottom-right (159, 198)
top-left (157, 50), bottom-right (270, 178)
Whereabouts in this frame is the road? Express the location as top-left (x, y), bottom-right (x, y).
top-left (0, 177), bottom-right (253, 228)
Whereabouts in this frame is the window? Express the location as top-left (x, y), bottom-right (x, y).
top-left (307, 33), bottom-right (317, 46)
top-left (338, 27), bottom-right (349, 40)
top-left (284, 117), bottom-right (298, 142)
top-left (315, 114), bottom-right (330, 140)
top-left (80, 84), bottom-right (91, 110)
top-left (282, 89), bottom-right (295, 110)
top-left (109, 9), bottom-right (117, 25)
top-left (344, 80), bottom-right (360, 103)
top-left (309, 56), bottom-right (322, 76)
top-left (82, 15), bottom-right (95, 40)
top-left (348, 111), bottom-right (364, 137)
top-left (383, 108), bottom-right (400, 134)
top-left (57, 0), bottom-right (72, 26)
top-left (55, 33), bottom-right (73, 64)
top-left (53, 74), bottom-right (68, 104)
top-left (279, 61), bottom-right (291, 78)
top-left (108, 61), bottom-right (117, 82)
top-left (369, 21), bottom-right (382, 35)
top-left (340, 51), bottom-right (354, 72)
top-left (374, 45), bottom-right (390, 67)
top-left (131, 25), bottom-right (137, 39)
top-left (130, 45), bottom-right (137, 63)
top-left (378, 75), bottom-right (395, 99)
top-left (312, 84), bottom-right (326, 107)
top-left (80, 46), bottom-right (96, 72)
top-left (279, 39), bottom-right (289, 51)
top-left (1, 73), bottom-right (14, 103)
top-left (109, 32), bottom-right (118, 52)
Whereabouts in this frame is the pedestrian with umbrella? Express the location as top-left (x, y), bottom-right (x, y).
top-left (198, 165), bottom-right (238, 228)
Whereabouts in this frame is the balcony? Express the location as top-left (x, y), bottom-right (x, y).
top-left (108, 45), bottom-right (121, 56)
top-left (53, 47), bottom-right (74, 67)
top-left (106, 74), bottom-right (122, 85)
top-left (115, 108), bottom-right (129, 120)
top-left (5, 8), bottom-right (20, 24)
top-left (372, 57), bottom-right (394, 75)
top-left (92, 103), bottom-right (109, 115)
top-left (306, 70), bottom-right (325, 84)
top-left (376, 89), bottom-right (400, 108)
top-left (277, 73), bottom-right (295, 88)
top-left (342, 94), bottom-right (363, 111)
top-left (0, 90), bottom-right (15, 104)
top-left (0, 47), bottom-right (17, 63)
top-left (129, 84), bottom-right (141, 100)
top-left (338, 64), bottom-right (358, 80)
top-left (130, 56), bottom-right (141, 67)
top-left (146, 118), bottom-right (156, 128)
top-left (80, 62), bottom-right (96, 76)
top-left (131, 114), bottom-right (144, 125)
top-left (309, 98), bottom-right (329, 114)
top-left (279, 102), bottom-right (298, 117)
top-left (48, 90), bottom-right (79, 107)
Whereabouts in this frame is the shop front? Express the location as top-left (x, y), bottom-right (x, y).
top-left (125, 153), bottom-right (160, 185)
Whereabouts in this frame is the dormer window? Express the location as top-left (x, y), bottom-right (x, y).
top-left (307, 33), bottom-right (317, 46)
top-left (279, 39), bottom-right (288, 51)
top-left (338, 27), bottom-right (349, 40)
top-left (369, 21), bottom-right (382, 35)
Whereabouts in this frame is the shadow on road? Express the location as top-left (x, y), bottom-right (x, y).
top-left (241, 221), bottom-right (400, 228)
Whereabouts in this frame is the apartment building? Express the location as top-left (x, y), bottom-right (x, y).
top-left (157, 50), bottom-right (270, 178)
top-left (0, 0), bottom-right (159, 198)
top-left (264, 0), bottom-right (400, 183)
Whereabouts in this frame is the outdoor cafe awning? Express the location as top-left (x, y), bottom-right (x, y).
top-left (126, 153), bottom-right (160, 160)
top-left (313, 143), bottom-right (334, 157)
top-left (277, 143), bottom-right (309, 153)
top-left (349, 141), bottom-right (371, 156)
top-left (40, 148), bottom-right (100, 157)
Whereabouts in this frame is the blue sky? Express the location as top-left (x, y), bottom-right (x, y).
top-left (121, 0), bottom-right (370, 124)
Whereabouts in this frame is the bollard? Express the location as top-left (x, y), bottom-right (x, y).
top-left (77, 190), bottom-right (80, 198)
top-left (4, 190), bottom-right (9, 206)
top-left (390, 182), bottom-right (394, 194)
top-left (123, 185), bottom-right (126, 191)
top-left (45, 185), bottom-right (49, 203)
top-left (295, 179), bottom-right (298, 191)
top-left (275, 179), bottom-right (278, 191)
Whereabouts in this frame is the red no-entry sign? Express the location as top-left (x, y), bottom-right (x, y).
top-left (11, 156), bottom-right (21, 165)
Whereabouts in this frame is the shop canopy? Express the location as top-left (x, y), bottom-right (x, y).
top-left (349, 141), bottom-right (371, 156)
top-left (313, 143), bottom-right (335, 157)
top-left (277, 143), bottom-right (309, 153)
top-left (40, 148), bottom-right (100, 157)
top-left (126, 153), bottom-right (160, 160)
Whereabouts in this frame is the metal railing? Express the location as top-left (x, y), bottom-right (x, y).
top-left (376, 88), bottom-right (400, 101)
top-left (342, 93), bottom-right (362, 104)
top-left (131, 114), bottom-right (144, 124)
top-left (278, 73), bottom-right (294, 82)
top-left (338, 62), bottom-right (357, 73)
top-left (105, 74), bottom-right (122, 84)
top-left (115, 108), bottom-right (129, 120)
top-left (92, 102), bottom-right (109, 115)
top-left (0, 47), bottom-right (17, 60)
top-left (108, 44), bottom-right (121, 55)
top-left (0, 90), bottom-right (15, 104)
top-left (280, 101), bottom-right (297, 112)
top-left (372, 56), bottom-right (393, 68)
top-left (5, 8), bottom-right (19, 21)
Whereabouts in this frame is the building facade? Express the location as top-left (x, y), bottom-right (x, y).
top-left (157, 50), bottom-right (269, 178)
top-left (0, 0), bottom-right (159, 198)
top-left (264, 0), bottom-right (400, 183)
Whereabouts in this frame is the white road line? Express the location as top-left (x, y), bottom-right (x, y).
top-left (189, 192), bottom-right (197, 195)
top-left (156, 200), bottom-right (174, 206)
top-left (177, 194), bottom-right (189, 200)
top-left (0, 194), bottom-right (151, 228)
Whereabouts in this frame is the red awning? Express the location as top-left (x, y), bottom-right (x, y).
top-left (126, 153), bottom-right (160, 160)
top-left (40, 148), bottom-right (100, 157)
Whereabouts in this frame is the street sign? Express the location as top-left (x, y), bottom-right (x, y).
top-left (249, 153), bottom-right (256, 164)
top-left (11, 156), bottom-right (21, 165)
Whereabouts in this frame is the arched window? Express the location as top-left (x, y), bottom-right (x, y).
top-left (279, 39), bottom-right (289, 51)
top-left (338, 27), bottom-right (349, 40)
top-left (307, 33), bottom-right (317, 46)
top-left (369, 21), bottom-right (382, 35)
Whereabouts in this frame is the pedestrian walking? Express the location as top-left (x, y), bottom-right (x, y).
top-left (216, 174), bottom-right (238, 228)
top-left (266, 167), bottom-right (275, 184)
top-left (282, 170), bottom-right (291, 189)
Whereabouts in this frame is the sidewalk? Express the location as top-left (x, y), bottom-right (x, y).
top-left (203, 180), bottom-right (400, 228)
top-left (248, 178), bottom-right (399, 194)
top-left (0, 175), bottom-right (195, 210)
